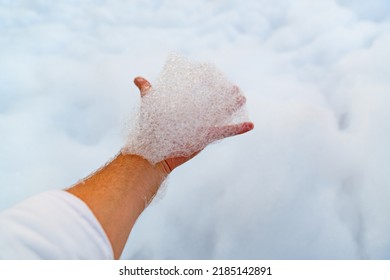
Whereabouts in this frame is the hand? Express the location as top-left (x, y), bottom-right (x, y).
top-left (133, 77), bottom-right (254, 175)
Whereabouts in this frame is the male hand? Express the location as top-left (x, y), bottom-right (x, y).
top-left (133, 77), bottom-right (254, 175)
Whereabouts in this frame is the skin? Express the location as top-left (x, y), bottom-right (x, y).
top-left (67, 77), bottom-right (254, 259)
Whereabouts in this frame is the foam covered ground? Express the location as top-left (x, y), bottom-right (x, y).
top-left (1, 0), bottom-right (390, 259)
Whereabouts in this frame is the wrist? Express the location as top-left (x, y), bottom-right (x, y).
top-left (118, 152), bottom-right (169, 195)
top-left (157, 160), bottom-right (172, 177)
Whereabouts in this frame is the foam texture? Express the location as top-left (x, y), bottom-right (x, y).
top-left (123, 54), bottom-right (249, 164)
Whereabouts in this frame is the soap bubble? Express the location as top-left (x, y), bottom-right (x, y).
top-left (123, 54), bottom-right (249, 164)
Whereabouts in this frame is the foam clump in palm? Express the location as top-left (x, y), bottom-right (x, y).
top-left (123, 54), bottom-right (250, 164)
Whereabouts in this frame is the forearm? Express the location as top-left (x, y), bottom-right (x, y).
top-left (67, 152), bottom-right (169, 259)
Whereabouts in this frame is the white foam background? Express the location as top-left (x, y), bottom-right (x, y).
top-left (1, 0), bottom-right (390, 259)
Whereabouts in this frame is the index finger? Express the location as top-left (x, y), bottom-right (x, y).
top-left (208, 122), bottom-right (254, 142)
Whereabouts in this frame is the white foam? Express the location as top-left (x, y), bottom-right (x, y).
top-left (122, 54), bottom-right (249, 163)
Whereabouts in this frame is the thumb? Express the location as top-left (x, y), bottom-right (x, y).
top-left (134, 77), bottom-right (152, 97)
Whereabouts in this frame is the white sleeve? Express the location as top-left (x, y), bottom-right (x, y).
top-left (0, 190), bottom-right (114, 260)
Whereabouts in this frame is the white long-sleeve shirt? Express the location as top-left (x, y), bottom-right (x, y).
top-left (0, 190), bottom-right (114, 259)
